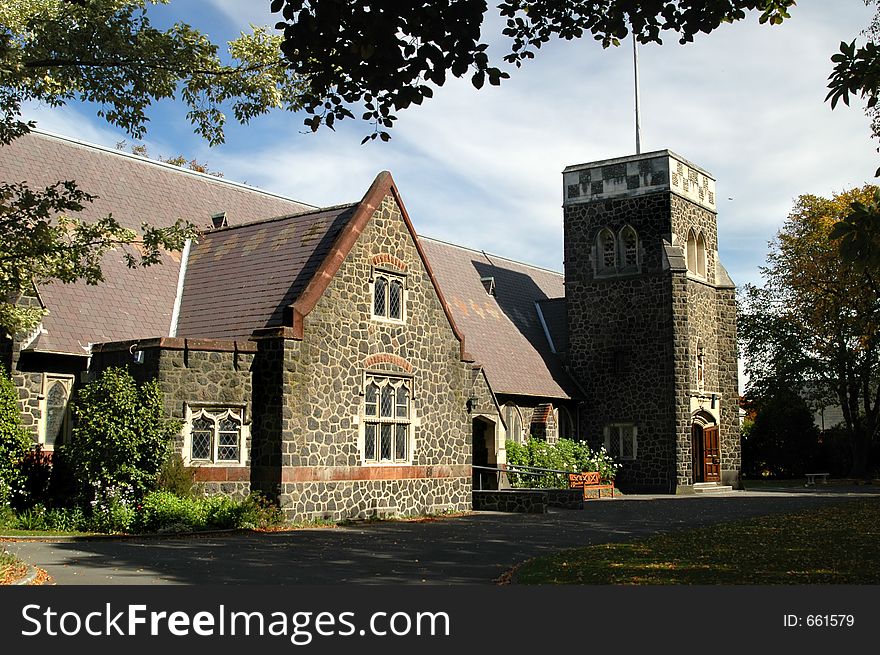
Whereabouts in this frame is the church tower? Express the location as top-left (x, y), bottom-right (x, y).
top-left (562, 151), bottom-right (739, 493)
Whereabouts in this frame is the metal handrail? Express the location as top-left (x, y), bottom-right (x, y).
top-left (471, 464), bottom-right (577, 490)
top-left (492, 463), bottom-right (576, 475)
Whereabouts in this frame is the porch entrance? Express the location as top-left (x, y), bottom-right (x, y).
top-left (472, 416), bottom-right (498, 490)
top-left (691, 421), bottom-right (720, 483)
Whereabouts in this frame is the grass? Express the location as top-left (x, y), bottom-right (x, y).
top-left (512, 497), bottom-right (880, 584)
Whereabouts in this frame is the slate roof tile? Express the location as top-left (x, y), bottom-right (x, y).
top-left (0, 130), bottom-right (312, 354)
top-left (175, 206), bottom-right (358, 340)
top-left (419, 237), bottom-right (577, 399)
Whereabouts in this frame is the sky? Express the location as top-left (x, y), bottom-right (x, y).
top-left (22, 1), bottom-right (880, 290)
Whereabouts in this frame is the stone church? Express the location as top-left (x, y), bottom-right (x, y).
top-left (0, 130), bottom-right (739, 521)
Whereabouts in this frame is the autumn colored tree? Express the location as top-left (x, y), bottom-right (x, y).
top-left (740, 186), bottom-right (880, 478)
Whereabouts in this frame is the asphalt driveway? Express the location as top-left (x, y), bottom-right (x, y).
top-left (4, 488), bottom-right (878, 585)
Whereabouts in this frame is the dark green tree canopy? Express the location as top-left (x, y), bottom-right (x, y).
top-left (271, 0), bottom-right (796, 141)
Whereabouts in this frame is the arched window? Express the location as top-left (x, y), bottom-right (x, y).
top-left (597, 228), bottom-right (616, 273)
top-left (503, 403), bottom-right (524, 444)
top-left (695, 232), bottom-right (707, 278)
top-left (41, 377), bottom-right (72, 448)
top-left (619, 225), bottom-right (639, 269)
top-left (686, 229), bottom-right (697, 273)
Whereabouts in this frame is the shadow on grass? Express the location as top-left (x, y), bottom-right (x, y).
top-left (512, 497), bottom-right (880, 584)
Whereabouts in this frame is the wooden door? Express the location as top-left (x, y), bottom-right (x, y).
top-left (703, 426), bottom-right (721, 483)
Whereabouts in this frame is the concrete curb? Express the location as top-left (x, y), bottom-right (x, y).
top-left (0, 527), bottom-right (243, 543)
top-left (12, 566), bottom-right (39, 586)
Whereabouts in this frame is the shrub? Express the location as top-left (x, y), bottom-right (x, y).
top-left (235, 493), bottom-right (285, 530)
top-left (86, 483), bottom-right (137, 533)
top-left (157, 452), bottom-right (199, 498)
top-left (506, 438), bottom-right (620, 488)
top-left (44, 507), bottom-right (86, 532)
top-left (65, 367), bottom-right (181, 507)
top-left (17, 445), bottom-right (53, 509)
top-left (0, 369), bottom-right (32, 510)
top-left (14, 505), bottom-right (48, 531)
top-left (135, 491), bottom-right (284, 533)
top-left (136, 490), bottom-right (203, 533)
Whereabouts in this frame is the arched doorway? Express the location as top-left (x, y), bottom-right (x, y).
top-left (472, 416), bottom-right (498, 490)
top-left (691, 411), bottom-right (720, 483)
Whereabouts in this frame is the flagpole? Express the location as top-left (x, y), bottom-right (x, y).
top-left (633, 31), bottom-right (642, 154)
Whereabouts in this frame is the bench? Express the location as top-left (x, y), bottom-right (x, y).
top-left (805, 472), bottom-right (829, 486)
top-left (568, 471), bottom-right (615, 500)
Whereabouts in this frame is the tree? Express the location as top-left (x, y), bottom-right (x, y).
top-left (64, 366), bottom-right (180, 505)
top-left (741, 389), bottom-right (820, 478)
top-left (827, 1), bottom-right (880, 166)
top-left (270, 0), bottom-right (796, 141)
top-left (739, 186), bottom-right (880, 478)
top-left (0, 0), bottom-right (308, 335)
top-left (0, 368), bottom-right (31, 507)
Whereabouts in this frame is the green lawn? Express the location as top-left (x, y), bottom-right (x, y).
top-left (512, 498), bottom-right (880, 584)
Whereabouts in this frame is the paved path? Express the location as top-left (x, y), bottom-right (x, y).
top-left (4, 488), bottom-right (877, 585)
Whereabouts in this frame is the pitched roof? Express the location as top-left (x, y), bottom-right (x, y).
top-left (0, 130), bottom-right (313, 354)
top-left (419, 238), bottom-right (578, 399)
top-left (176, 172), bottom-right (469, 364)
top-left (6, 131), bottom-right (576, 401)
top-left (175, 204), bottom-right (357, 339)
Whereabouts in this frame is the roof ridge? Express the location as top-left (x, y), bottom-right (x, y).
top-left (28, 128), bottom-right (318, 209)
top-left (203, 202), bottom-right (359, 234)
top-left (419, 234), bottom-right (563, 276)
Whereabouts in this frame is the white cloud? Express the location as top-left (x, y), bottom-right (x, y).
top-left (16, 1), bottom-right (879, 285)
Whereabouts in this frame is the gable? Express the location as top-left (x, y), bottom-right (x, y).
top-left (286, 172), bottom-right (469, 360)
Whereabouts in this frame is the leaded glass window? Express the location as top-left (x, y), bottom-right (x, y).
top-left (191, 415), bottom-right (213, 461)
top-left (389, 279), bottom-right (402, 319)
top-left (42, 378), bottom-right (71, 448)
top-left (605, 423), bottom-right (637, 461)
top-left (363, 375), bottom-right (411, 463)
top-left (620, 225), bottom-right (639, 269)
top-left (372, 271), bottom-right (405, 321)
top-left (188, 408), bottom-right (243, 464)
top-left (503, 403), bottom-right (523, 444)
top-left (597, 229), bottom-right (616, 272)
top-left (373, 276), bottom-right (387, 316)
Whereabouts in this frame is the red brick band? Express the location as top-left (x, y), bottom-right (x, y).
top-left (364, 353), bottom-right (414, 373)
top-left (371, 253), bottom-right (408, 271)
top-left (243, 464), bottom-right (470, 484)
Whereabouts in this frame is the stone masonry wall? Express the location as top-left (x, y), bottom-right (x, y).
top-left (716, 286), bottom-right (741, 486)
top-left (669, 196), bottom-right (740, 489)
top-left (564, 192), bottom-right (678, 492)
top-left (4, 292), bottom-right (74, 443)
top-left (277, 193), bottom-right (472, 521)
